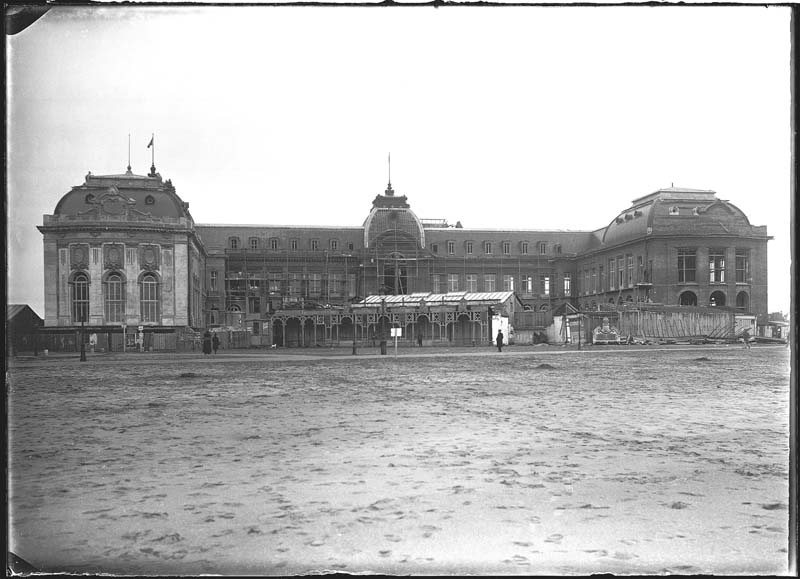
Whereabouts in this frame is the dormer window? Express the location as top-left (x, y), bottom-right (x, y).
top-left (669, 206), bottom-right (679, 216)
top-left (145, 195), bottom-right (155, 205)
top-left (85, 194), bottom-right (95, 204)
top-left (229, 237), bottom-right (240, 250)
top-left (692, 207), bottom-right (700, 216)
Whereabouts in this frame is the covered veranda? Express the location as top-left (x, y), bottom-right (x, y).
top-left (265, 292), bottom-right (521, 348)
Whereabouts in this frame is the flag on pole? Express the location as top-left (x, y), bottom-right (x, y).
top-left (147, 136), bottom-right (154, 148)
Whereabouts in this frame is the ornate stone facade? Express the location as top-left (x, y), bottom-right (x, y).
top-left (39, 168), bottom-right (771, 349)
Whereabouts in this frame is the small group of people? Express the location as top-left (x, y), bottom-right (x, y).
top-left (202, 330), bottom-right (220, 355)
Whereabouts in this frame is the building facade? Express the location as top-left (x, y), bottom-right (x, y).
top-left (39, 167), bottom-right (771, 349)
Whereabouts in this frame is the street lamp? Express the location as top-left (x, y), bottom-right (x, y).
top-left (80, 314), bottom-right (87, 362)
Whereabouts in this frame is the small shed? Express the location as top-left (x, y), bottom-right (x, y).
top-left (6, 304), bottom-right (43, 355)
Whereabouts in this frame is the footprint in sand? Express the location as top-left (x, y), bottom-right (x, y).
top-left (544, 533), bottom-right (563, 544)
top-left (384, 534), bottom-right (403, 543)
top-left (421, 524), bottom-right (441, 538)
top-left (379, 550), bottom-right (392, 557)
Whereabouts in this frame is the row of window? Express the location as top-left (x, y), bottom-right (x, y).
top-left (677, 249), bottom-right (750, 284)
top-left (229, 237), bottom-right (356, 252)
top-left (70, 272), bottom-right (160, 324)
top-left (430, 240), bottom-right (560, 256)
top-left (430, 273), bottom-right (571, 296)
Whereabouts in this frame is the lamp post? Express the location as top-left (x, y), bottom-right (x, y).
top-left (80, 317), bottom-right (87, 362)
top-left (351, 306), bottom-right (358, 356)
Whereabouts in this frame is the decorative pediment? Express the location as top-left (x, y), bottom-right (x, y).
top-left (85, 186), bottom-right (136, 218)
top-left (70, 243), bottom-right (90, 270)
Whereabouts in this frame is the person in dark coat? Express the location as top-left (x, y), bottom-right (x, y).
top-left (202, 330), bottom-right (212, 355)
top-left (212, 333), bottom-right (220, 354)
top-left (496, 330), bottom-right (504, 352)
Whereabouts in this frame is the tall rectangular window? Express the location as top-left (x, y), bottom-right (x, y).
top-left (210, 270), bottom-right (218, 292)
top-left (503, 275), bottom-right (514, 292)
top-left (288, 273), bottom-right (301, 297)
top-left (502, 241), bottom-right (510, 255)
top-left (466, 274), bottom-right (477, 292)
top-left (736, 250), bottom-right (750, 283)
top-left (248, 296), bottom-right (261, 313)
top-left (617, 257), bottom-right (625, 289)
top-left (140, 274), bottom-right (159, 323)
top-left (609, 259), bottom-right (616, 290)
top-left (523, 275), bottom-right (534, 294)
top-left (591, 268), bottom-right (597, 293)
top-left (448, 274), bottom-right (459, 292)
top-left (269, 273), bottom-right (282, 293)
top-left (583, 268), bottom-right (590, 295)
top-left (432, 274), bottom-right (442, 293)
top-left (347, 273), bottom-right (357, 297)
top-left (539, 242), bottom-right (547, 255)
top-left (270, 238), bottom-right (279, 250)
top-left (627, 255), bottom-right (634, 288)
top-left (311, 239), bottom-right (319, 251)
top-left (308, 273), bottom-right (322, 297)
top-left (521, 242), bottom-right (529, 255)
top-left (447, 241), bottom-right (455, 255)
top-left (563, 274), bottom-right (571, 296)
top-left (466, 241), bottom-right (473, 255)
top-left (484, 274), bottom-right (496, 292)
top-left (542, 275), bottom-right (550, 296)
top-left (637, 255), bottom-right (644, 284)
top-left (709, 249), bottom-right (726, 283)
top-left (484, 241), bottom-right (492, 255)
top-left (678, 249), bottom-right (697, 283)
top-left (290, 239), bottom-right (298, 251)
top-left (599, 266), bottom-right (604, 293)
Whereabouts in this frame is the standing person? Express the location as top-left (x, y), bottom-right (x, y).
top-left (496, 330), bottom-right (504, 352)
top-left (212, 333), bottom-right (220, 355)
top-left (742, 329), bottom-right (751, 349)
top-left (202, 330), bottom-right (212, 355)
top-left (417, 333), bottom-right (423, 348)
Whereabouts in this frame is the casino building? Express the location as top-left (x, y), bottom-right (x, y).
top-left (37, 163), bottom-right (771, 350)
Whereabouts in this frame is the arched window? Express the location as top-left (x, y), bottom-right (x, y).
top-left (736, 291), bottom-right (749, 311)
top-left (679, 290), bottom-right (697, 306)
top-left (140, 273), bottom-right (160, 323)
top-left (71, 272), bottom-right (90, 323)
top-left (709, 290), bottom-right (726, 307)
top-left (104, 272), bottom-right (125, 323)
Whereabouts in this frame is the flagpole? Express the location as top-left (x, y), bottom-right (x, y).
top-left (127, 133), bottom-right (131, 172)
top-left (149, 133), bottom-right (156, 176)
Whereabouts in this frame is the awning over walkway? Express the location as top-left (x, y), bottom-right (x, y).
top-left (353, 291), bottom-right (520, 311)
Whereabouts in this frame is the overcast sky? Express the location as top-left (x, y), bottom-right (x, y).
top-left (6, 5), bottom-right (792, 317)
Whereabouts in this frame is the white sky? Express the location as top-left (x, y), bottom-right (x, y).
top-left (6, 5), bottom-right (792, 317)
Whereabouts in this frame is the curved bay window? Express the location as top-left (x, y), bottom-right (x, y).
top-left (70, 272), bottom-right (90, 323)
top-left (140, 273), bottom-right (160, 323)
top-left (104, 273), bottom-right (125, 323)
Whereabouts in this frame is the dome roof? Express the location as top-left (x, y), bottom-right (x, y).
top-left (52, 169), bottom-right (193, 222)
top-left (600, 187), bottom-right (754, 247)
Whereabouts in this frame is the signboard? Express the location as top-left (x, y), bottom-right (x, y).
top-left (391, 328), bottom-right (402, 337)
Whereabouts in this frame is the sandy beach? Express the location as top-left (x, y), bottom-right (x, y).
top-left (7, 344), bottom-right (791, 575)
